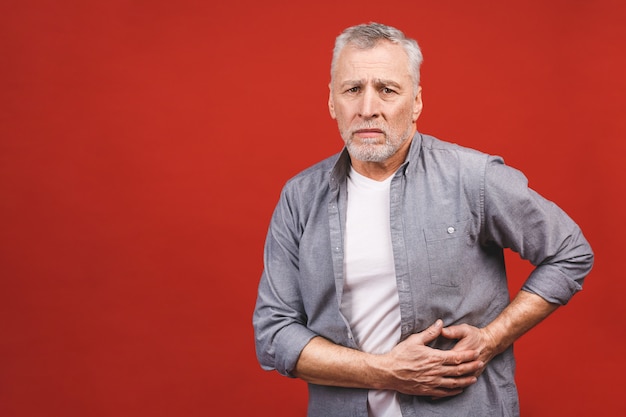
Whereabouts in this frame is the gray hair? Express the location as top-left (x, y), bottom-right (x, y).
top-left (330, 22), bottom-right (423, 93)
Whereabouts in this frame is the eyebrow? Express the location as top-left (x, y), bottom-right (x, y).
top-left (339, 78), bottom-right (403, 89)
top-left (375, 79), bottom-right (402, 89)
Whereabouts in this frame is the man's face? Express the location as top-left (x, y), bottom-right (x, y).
top-left (328, 41), bottom-right (422, 163)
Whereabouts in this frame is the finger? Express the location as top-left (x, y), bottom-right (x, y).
top-left (441, 359), bottom-right (484, 377)
top-left (441, 324), bottom-right (467, 339)
top-left (429, 374), bottom-right (480, 398)
top-left (440, 349), bottom-right (480, 366)
top-left (438, 375), bottom-right (478, 391)
top-left (429, 387), bottom-right (465, 399)
top-left (416, 319), bottom-right (444, 345)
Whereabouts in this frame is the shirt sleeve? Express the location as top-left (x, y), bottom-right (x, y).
top-left (253, 186), bottom-right (318, 377)
top-left (481, 156), bottom-right (594, 305)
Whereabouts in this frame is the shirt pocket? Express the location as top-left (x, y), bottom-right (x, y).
top-left (423, 220), bottom-right (471, 287)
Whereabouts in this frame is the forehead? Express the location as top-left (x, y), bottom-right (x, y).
top-left (334, 41), bottom-right (411, 82)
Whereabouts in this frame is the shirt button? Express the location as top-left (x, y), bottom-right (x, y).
top-left (447, 226), bottom-right (455, 234)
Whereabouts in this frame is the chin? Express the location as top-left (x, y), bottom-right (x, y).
top-left (348, 144), bottom-right (395, 163)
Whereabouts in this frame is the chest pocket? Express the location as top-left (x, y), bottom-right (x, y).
top-left (423, 220), bottom-right (471, 287)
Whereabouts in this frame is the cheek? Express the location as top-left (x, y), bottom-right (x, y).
top-left (393, 106), bottom-right (416, 126)
top-left (333, 107), bottom-right (352, 127)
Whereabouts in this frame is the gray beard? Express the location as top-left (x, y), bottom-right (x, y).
top-left (344, 127), bottom-right (413, 162)
top-left (346, 139), bottom-right (398, 162)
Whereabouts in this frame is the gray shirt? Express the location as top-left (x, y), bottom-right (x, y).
top-left (253, 133), bottom-right (593, 417)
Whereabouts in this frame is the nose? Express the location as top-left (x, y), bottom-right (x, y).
top-left (358, 87), bottom-right (380, 119)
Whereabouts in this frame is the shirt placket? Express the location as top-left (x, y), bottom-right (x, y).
top-left (389, 168), bottom-right (414, 341)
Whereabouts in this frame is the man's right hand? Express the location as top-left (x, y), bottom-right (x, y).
top-left (293, 319), bottom-right (483, 398)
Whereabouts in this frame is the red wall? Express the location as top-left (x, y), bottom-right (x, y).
top-left (1, 1), bottom-right (624, 416)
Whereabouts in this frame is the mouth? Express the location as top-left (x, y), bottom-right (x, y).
top-left (353, 128), bottom-right (384, 138)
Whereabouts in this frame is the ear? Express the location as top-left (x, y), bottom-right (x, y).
top-left (328, 83), bottom-right (336, 119)
top-left (412, 86), bottom-right (423, 122)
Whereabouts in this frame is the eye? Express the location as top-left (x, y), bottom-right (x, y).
top-left (381, 87), bottom-right (396, 94)
top-left (345, 86), bottom-right (360, 94)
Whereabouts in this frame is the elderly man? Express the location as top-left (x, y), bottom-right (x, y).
top-left (253, 22), bottom-right (593, 417)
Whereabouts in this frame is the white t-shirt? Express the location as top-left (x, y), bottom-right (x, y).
top-left (342, 167), bottom-right (402, 417)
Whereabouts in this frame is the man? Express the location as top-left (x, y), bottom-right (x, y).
top-left (253, 22), bottom-right (593, 417)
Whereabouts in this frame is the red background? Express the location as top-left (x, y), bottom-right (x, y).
top-left (1, 1), bottom-right (625, 416)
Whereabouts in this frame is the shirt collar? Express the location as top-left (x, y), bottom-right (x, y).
top-left (330, 131), bottom-right (423, 188)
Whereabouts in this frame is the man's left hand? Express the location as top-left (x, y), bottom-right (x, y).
top-left (441, 324), bottom-right (499, 377)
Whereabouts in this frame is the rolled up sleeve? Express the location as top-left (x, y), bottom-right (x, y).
top-left (253, 187), bottom-right (318, 377)
top-left (482, 157), bottom-right (594, 305)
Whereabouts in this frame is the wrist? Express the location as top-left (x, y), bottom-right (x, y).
top-left (482, 324), bottom-right (509, 355)
top-left (364, 352), bottom-right (392, 390)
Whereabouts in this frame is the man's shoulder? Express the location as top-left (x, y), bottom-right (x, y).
top-left (280, 150), bottom-right (344, 197)
top-left (420, 133), bottom-right (489, 160)
top-left (286, 151), bottom-right (342, 184)
top-left (415, 133), bottom-right (508, 188)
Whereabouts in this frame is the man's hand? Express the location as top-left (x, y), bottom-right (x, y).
top-left (375, 319), bottom-right (484, 398)
top-left (441, 290), bottom-right (561, 377)
top-left (294, 319), bottom-right (484, 398)
top-left (405, 291), bottom-right (558, 399)
top-left (441, 324), bottom-right (498, 377)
